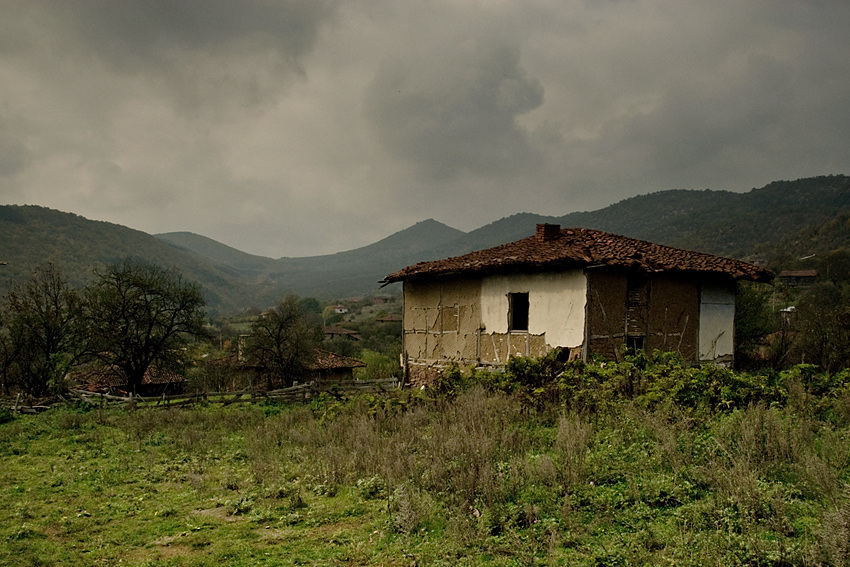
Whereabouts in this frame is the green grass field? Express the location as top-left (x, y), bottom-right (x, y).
top-left (3, 365), bottom-right (850, 566)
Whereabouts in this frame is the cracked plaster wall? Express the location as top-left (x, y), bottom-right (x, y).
top-left (402, 270), bottom-right (586, 368)
top-left (698, 281), bottom-right (736, 362)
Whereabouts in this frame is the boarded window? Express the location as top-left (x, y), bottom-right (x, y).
top-left (508, 292), bottom-right (529, 332)
top-left (626, 273), bottom-right (648, 344)
top-left (441, 305), bottom-right (459, 332)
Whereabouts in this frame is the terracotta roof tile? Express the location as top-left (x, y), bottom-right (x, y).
top-left (308, 350), bottom-right (366, 371)
top-left (383, 225), bottom-right (773, 284)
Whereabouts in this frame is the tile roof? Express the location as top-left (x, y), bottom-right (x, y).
top-left (308, 350), bottom-right (366, 371)
top-left (323, 325), bottom-right (361, 339)
top-left (72, 364), bottom-right (183, 391)
top-left (383, 225), bottom-right (773, 284)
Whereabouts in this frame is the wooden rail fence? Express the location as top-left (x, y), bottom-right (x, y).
top-left (2, 378), bottom-right (401, 413)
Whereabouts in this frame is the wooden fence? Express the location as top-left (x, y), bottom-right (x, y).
top-left (1, 378), bottom-right (401, 414)
top-left (69, 378), bottom-right (400, 410)
top-left (5, 393), bottom-right (52, 414)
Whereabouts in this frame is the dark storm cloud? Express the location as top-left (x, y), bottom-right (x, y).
top-left (1, 1), bottom-right (849, 257)
top-left (604, 54), bottom-right (795, 180)
top-left (48, 0), bottom-right (340, 113)
top-left (365, 39), bottom-right (544, 181)
top-left (582, 20), bottom-right (850, 191)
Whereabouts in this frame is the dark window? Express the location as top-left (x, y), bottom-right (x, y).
top-left (508, 292), bottom-right (529, 331)
top-left (626, 335), bottom-right (645, 352)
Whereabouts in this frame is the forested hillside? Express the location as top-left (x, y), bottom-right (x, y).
top-left (559, 175), bottom-right (850, 258)
top-left (1, 175), bottom-right (847, 313)
top-left (412, 175), bottom-right (850, 264)
top-left (0, 206), bottom-right (247, 314)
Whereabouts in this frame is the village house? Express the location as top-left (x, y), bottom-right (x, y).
top-left (323, 324), bottom-right (362, 341)
top-left (308, 350), bottom-right (367, 383)
top-left (382, 224), bottom-right (772, 383)
top-left (778, 269), bottom-right (818, 288)
top-left (234, 348), bottom-right (366, 390)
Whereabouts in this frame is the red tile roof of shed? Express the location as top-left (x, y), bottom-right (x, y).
top-left (308, 350), bottom-right (366, 371)
top-left (382, 225), bottom-right (773, 284)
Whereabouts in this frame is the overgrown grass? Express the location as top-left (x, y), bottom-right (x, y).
top-left (2, 354), bottom-right (850, 565)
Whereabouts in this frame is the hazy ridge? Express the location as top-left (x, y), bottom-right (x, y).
top-left (1, 175), bottom-right (847, 315)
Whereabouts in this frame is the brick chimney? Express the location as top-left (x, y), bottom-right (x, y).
top-left (536, 223), bottom-right (561, 242)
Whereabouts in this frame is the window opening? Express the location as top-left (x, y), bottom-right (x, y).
top-left (626, 335), bottom-right (645, 353)
top-left (508, 292), bottom-right (529, 332)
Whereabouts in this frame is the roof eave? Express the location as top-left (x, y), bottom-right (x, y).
top-left (385, 264), bottom-right (774, 285)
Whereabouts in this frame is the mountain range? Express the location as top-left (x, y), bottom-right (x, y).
top-left (1, 174), bottom-right (847, 315)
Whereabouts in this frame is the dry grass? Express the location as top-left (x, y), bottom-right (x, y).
top-left (4, 364), bottom-right (850, 565)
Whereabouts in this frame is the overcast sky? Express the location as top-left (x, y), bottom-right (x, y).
top-left (1, 1), bottom-right (848, 257)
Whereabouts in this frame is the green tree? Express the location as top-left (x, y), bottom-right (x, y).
top-left (355, 349), bottom-right (402, 381)
top-left (83, 259), bottom-right (207, 394)
top-left (793, 281), bottom-right (850, 372)
top-left (2, 264), bottom-right (83, 397)
top-left (734, 282), bottom-right (775, 370)
top-left (322, 304), bottom-right (343, 326)
top-left (300, 297), bottom-right (322, 315)
top-left (245, 295), bottom-right (322, 388)
top-left (0, 317), bottom-right (12, 396)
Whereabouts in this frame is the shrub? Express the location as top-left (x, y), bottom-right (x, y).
top-left (357, 475), bottom-right (387, 500)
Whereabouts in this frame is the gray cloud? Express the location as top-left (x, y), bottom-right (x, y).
top-left (42, 0), bottom-right (339, 115)
top-left (0, 112), bottom-right (31, 178)
top-left (0, 0), bottom-right (848, 257)
top-left (365, 39), bottom-right (544, 181)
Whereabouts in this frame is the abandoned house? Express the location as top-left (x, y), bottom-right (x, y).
top-left (382, 224), bottom-right (772, 382)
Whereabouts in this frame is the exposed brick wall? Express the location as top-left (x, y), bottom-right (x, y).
top-left (407, 364), bottom-right (443, 388)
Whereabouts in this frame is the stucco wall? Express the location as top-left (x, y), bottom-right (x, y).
top-left (698, 281), bottom-right (736, 362)
top-left (402, 269), bottom-right (733, 372)
top-left (402, 270), bottom-right (586, 370)
top-left (480, 271), bottom-right (587, 349)
top-left (403, 278), bottom-right (482, 364)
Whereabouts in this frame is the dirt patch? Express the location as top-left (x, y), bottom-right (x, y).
top-left (190, 506), bottom-right (239, 522)
top-left (257, 518), bottom-right (366, 545)
top-left (153, 532), bottom-right (188, 546)
top-left (156, 543), bottom-right (194, 558)
top-left (258, 527), bottom-right (292, 543)
top-left (44, 523), bottom-right (65, 541)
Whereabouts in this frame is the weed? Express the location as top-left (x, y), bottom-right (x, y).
top-left (819, 484), bottom-right (850, 566)
top-left (0, 405), bottom-right (13, 424)
top-left (56, 410), bottom-right (86, 431)
top-left (224, 495), bottom-right (254, 516)
top-left (3, 354), bottom-right (850, 565)
top-left (357, 476), bottom-right (387, 500)
top-left (389, 482), bottom-right (438, 534)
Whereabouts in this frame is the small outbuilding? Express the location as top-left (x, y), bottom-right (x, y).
top-left (778, 270), bottom-right (818, 288)
top-left (382, 224), bottom-right (772, 382)
top-left (323, 325), bottom-right (362, 341)
top-left (308, 350), bottom-right (367, 383)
